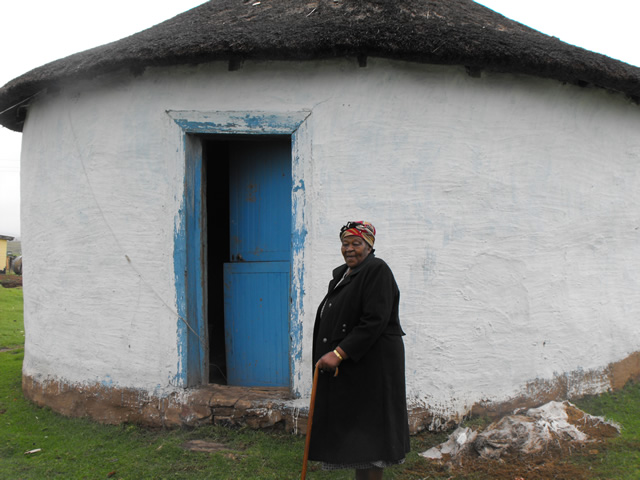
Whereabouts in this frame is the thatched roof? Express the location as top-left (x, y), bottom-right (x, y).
top-left (2, 0), bottom-right (640, 132)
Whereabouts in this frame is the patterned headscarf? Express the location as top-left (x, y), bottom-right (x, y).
top-left (339, 221), bottom-right (376, 248)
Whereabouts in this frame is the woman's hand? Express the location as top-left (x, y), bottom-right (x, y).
top-left (316, 347), bottom-right (347, 374)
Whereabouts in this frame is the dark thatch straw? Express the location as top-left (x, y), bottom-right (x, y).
top-left (2, 0), bottom-right (640, 131)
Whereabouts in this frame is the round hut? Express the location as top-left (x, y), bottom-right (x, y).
top-left (2, 0), bottom-right (640, 430)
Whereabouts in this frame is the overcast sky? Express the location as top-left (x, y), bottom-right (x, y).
top-left (1, 0), bottom-right (639, 239)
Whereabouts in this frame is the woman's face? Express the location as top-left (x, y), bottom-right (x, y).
top-left (341, 235), bottom-right (372, 268)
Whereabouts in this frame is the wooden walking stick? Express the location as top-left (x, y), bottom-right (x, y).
top-left (301, 364), bottom-right (320, 480)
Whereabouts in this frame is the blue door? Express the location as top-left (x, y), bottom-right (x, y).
top-left (223, 140), bottom-right (291, 387)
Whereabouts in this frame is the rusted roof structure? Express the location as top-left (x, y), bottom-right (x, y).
top-left (2, 0), bottom-right (640, 132)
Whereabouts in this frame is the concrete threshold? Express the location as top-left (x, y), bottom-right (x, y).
top-left (196, 383), bottom-right (310, 434)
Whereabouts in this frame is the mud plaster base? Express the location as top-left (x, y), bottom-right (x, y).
top-left (471, 351), bottom-right (640, 419)
top-left (22, 375), bottom-right (307, 431)
top-left (22, 352), bottom-right (640, 435)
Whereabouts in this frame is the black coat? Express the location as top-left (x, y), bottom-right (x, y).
top-left (309, 253), bottom-right (410, 464)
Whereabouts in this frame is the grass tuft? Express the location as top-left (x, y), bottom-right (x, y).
top-left (0, 287), bottom-right (24, 349)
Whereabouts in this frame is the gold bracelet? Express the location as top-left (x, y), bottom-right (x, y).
top-left (333, 349), bottom-right (343, 361)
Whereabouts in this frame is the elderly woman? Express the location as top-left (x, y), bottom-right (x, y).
top-left (309, 221), bottom-right (410, 480)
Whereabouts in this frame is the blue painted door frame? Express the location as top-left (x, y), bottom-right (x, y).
top-left (171, 111), bottom-right (310, 389)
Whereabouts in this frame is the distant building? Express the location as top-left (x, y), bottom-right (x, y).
top-left (1, 0), bottom-right (640, 430)
top-left (0, 235), bottom-right (15, 273)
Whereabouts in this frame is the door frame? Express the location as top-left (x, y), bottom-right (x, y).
top-left (169, 110), bottom-right (311, 390)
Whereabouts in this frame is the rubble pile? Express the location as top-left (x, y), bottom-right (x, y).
top-left (421, 401), bottom-right (620, 463)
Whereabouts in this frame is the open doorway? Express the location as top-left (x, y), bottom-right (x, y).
top-left (203, 139), bottom-right (230, 384)
top-left (203, 136), bottom-right (292, 387)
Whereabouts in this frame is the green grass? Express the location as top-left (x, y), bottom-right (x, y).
top-left (2, 286), bottom-right (640, 479)
top-left (573, 383), bottom-right (640, 479)
top-left (0, 287), bottom-right (24, 348)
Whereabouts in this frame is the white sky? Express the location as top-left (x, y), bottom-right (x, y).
top-left (1, 0), bottom-right (639, 238)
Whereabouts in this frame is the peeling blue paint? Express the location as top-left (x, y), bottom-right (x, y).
top-left (290, 149), bottom-right (308, 395)
top-left (292, 179), bottom-right (305, 193)
top-left (101, 375), bottom-right (115, 388)
top-left (169, 111), bottom-right (310, 136)
top-left (173, 165), bottom-right (188, 387)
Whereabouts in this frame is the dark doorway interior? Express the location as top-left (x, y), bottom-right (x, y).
top-left (203, 139), bottom-right (230, 384)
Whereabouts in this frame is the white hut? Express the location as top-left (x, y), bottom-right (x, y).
top-left (2, 0), bottom-right (640, 431)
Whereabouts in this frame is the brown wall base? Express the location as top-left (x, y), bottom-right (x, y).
top-left (22, 351), bottom-right (640, 435)
top-left (470, 351), bottom-right (640, 419)
top-left (22, 375), bottom-right (304, 431)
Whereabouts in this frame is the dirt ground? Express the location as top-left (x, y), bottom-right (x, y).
top-left (421, 445), bottom-right (601, 479)
top-left (0, 274), bottom-right (22, 288)
top-left (415, 404), bottom-right (619, 479)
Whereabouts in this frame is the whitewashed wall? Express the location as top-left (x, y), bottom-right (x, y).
top-left (21, 58), bottom-right (640, 418)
